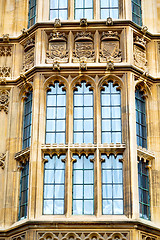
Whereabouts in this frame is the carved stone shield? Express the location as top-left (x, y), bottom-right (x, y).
top-left (100, 41), bottom-right (121, 62)
top-left (74, 42), bottom-right (94, 59)
top-left (134, 45), bottom-right (147, 70)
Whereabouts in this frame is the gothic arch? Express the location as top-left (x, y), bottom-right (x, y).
top-left (135, 80), bottom-right (152, 99)
top-left (98, 74), bottom-right (124, 91)
top-left (71, 74), bottom-right (96, 92)
top-left (44, 75), bottom-right (69, 92)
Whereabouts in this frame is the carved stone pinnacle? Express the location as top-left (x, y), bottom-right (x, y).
top-left (53, 61), bottom-right (60, 71)
top-left (106, 17), bottom-right (113, 26)
top-left (80, 18), bottom-right (88, 27)
top-left (3, 34), bottom-right (9, 43)
top-left (54, 19), bottom-right (61, 28)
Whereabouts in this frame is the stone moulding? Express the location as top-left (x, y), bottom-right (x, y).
top-left (0, 89), bottom-right (10, 113)
top-left (73, 32), bottom-right (95, 63)
top-left (46, 32), bottom-right (68, 63)
top-left (100, 31), bottom-right (122, 63)
top-left (15, 147), bottom-right (30, 168)
top-left (137, 145), bottom-right (155, 162)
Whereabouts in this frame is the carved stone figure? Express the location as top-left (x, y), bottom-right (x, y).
top-left (134, 36), bottom-right (147, 70)
top-left (46, 32), bottom-right (68, 63)
top-left (73, 32), bottom-right (95, 62)
top-left (22, 38), bottom-right (35, 71)
top-left (54, 18), bottom-right (61, 28)
top-left (100, 31), bottom-right (121, 63)
top-left (0, 89), bottom-right (9, 113)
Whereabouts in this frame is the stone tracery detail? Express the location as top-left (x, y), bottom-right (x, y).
top-left (100, 31), bottom-right (121, 63)
top-left (73, 32), bottom-right (95, 62)
top-left (141, 234), bottom-right (156, 240)
top-left (133, 36), bottom-right (147, 70)
top-left (0, 67), bottom-right (11, 77)
top-left (46, 32), bottom-right (68, 63)
top-left (12, 234), bottom-right (26, 240)
top-left (0, 46), bottom-right (12, 79)
top-left (22, 38), bottom-right (35, 71)
top-left (38, 232), bottom-right (129, 240)
top-left (0, 89), bottom-right (10, 113)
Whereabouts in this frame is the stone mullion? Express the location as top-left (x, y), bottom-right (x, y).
top-left (127, 72), bottom-right (139, 219)
top-left (28, 73), bottom-right (40, 219)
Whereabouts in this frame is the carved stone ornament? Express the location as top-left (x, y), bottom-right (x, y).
top-left (80, 59), bottom-right (87, 70)
top-left (106, 58), bottom-right (114, 70)
top-left (12, 234), bottom-right (26, 240)
top-left (100, 31), bottom-right (121, 63)
top-left (46, 32), bottom-right (68, 63)
top-left (106, 17), bottom-right (113, 25)
top-left (73, 32), bottom-right (95, 62)
top-left (141, 25), bottom-right (148, 35)
top-left (0, 153), bottom-right (6, 169)
top-left (134, 36), bottom-right (147, 70)
top-left (15, 147), bottom-right (30, 170)
top-left (22, 38), bottom-right (35, 71)
top-left (80, 18), bottom-right (88, 26)
top-left (0, 46), bottom-right (12, 56)
top-left (38, 231), bottom-right (129, 240)
top-left (54, 18), bottom-right (61, 28)
top-left (21, 28), bottom-right (29, 36)
top-left (53, 61), bottom-right (60, 71)
top-left (141, 233), bottom-right (156, 240)
top-left (2, 34), bottom-right (9, 42)
top-left (0, 67), bottom-right (11, 77)
top-left (0, 77), bottom-right (6, 85)
top-left (0, 89), bottom-right (9, 113)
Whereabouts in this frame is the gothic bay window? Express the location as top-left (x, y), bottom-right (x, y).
top-left (28, 0), bottom-right (36, 28)
top-left (132, 0), bottom-right (142, 26)
top-left (73, 82), bottom-right (94, 144)
top-left (22, 91), bottom-right (32, 149)
top-left (72, 154), bottom-right (94, 215)
top-left (101, 154), bottom-right (123, 215)
top-left (74, 0), bottom-right (93, 20)
top-left (43, 154), bottom-right (66, 215)
top-left (45, 83), bottom-right (66, 144)
top-left (50, 0), bottom-right (68, 20)
top-left (18, 161), bottom-right (29, 220)
top-left (101, 81), bottom-right (122, 144)
top-left (100, 0), bottom-right (119, 19)
top-left (138, 158), bottom-right (150, 220)
top-left (135, 88), bottom-right (147, 148)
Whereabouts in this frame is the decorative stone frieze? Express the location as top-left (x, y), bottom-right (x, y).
top-left (0, 153), bottom-right (6, 169)
top-left (0, 89), bottom-right (9, 113)
top-left (22, 38), bottom-right (35, 71)
top-left (100, 31), bottom-right (121, 62)
top-left (46, 32), bottom-right (68, 63)
top-left (73, 32), bottom-right (95, 62)
top-left (133, 36), bottom-right (147, 70)
top-left (38, 231), bottom-right (129, 240)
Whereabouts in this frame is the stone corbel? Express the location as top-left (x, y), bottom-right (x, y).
top-left (3, 34), bottom-right (9, 43)
top-left (21, 28), bottom-right (29, 36)
top-left (15, 147), bottom-right (30, 170)
top-left (79, 58), bottom-right (87, 70)
top-left (137, 145), bottom-right (155, 162)
top-left (99, 143), bottom-right (126, 158)
top-left (106, 17), bottom-right (113, 26)
top-left (106, 58), bottom-right (114, 70)
top-left (41, 144), bottom-right (67, 159)
top-left (0, 153), bottom-right (6, 169)
top-left (141, 25), bottom-right (148, 35)
top-left (53, 61), bottom-right (60, 71)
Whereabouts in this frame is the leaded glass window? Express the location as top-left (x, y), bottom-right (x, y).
top-left (132, 0), bottom-right (142, 26)
top-left (28, 0), bottom-right (36, 28)
top-left (138, 159), bottom-right (150, 220)
top-left (73, 82), bottom-right (94, 144)
top-left (135, 88), bottom-right (147, 148)
top-left (101, 154), bottom-right (123, 215)
top-left (18, 161), bottom-right (29, 220)
top-left (22, 91), bottom-right (32, 149)
top-left (74, 0), bottom-right (93, 20)
top-left (100, 0), bottom-right (119, 19)
top-left (72, 154), bottom-right (94, 215)
top-left (46, 83), bottom-right (66, 144)
top-left (43, 154), bottom-right (65, 215)
top-left (50, 0), bottom-right (68, 20)
top-left (101, 82), bottom-right (122, 144)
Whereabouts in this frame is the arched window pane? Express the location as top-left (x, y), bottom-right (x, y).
top-left (101, 154), bottom-right (123, 215)
top-left (23, 91), bottom-right (32, 149)
top-left (101, 82), bottom-right (122, 144)
top-left (50, 0), bottom-right (68, 20)
top-left (43, 155), bottom-right (65, 215)
top-left (138, 159), bottom-right (150, 220)
top-left (73, 82), bottom-right (94, 144)
top-left (18, 161), bottom-right (29, 220)
top-left (75, 0), bottom-right (93, 19)
top-left (132, 0), bottom-right (142, 26)
top-left (72, 154), bottom-right (94, 215)
top-left (46, 83), bottom-right (66, 144)
top-left (135, 89), bottom-right (147, 148)
top-left (28, 0), bottom-right (36, 28)
top-left (100, 0), bottom-right (119, 19)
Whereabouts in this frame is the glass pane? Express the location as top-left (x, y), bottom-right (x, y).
top-left (84, 200), bottom-right (94, 214)
top-left (102, 107), bottom-right (111, 118)
top-left (85, 0), bottom-right (93, 8)
top-left (111, 95), bottom-right (120, 105)
top-left (74, 107), bottom-right (83, 118)
top-left (101, 9), bottom-right (110, 19)
top-left (113, 185), bottom-right (123, 198)
top-left (74, 95), bottom-right (83, 106)
top-left (50, 0), bottom-right (58, 9)
top-left (57, 95), bottom-right (66, 106)
top-left (84, 120), bottom-right (93, 131)
top-left (54, 200), bottom-right (64, 214)
top-left (84, 107), bottom-right (93, 118)
top-left (102, 120), bottom-right (111, 131)
top-left (73, 157), bottom-right (83, 169)
top-left (113, 170), bottom-right (122, 183)
top-left (59, 10), bottom-right (68, 20)
top-left (43, 200), bottom-right (53, 214)
top-left (73, 185), bottom-right (83, 199)
top-left (74, 120), bottom-right (83, 131)
top-left (44, 185), bottom-right (54, 198)
top-left (84, 95), bottom-right (93, 106)
top-left (113, 200), bottom-right (123, 214)
top-left (50, 10), bottom-right (58, 20)
top-left (110, 9), bottom-right (119, 19)
top-left (46, 133), bottom-right (55, 143)
top-left (112, 107), bottom-right (121, 118)
top-left (59, 0), bottom-right (67, 8)
top-left (55, 185), bottom-right (64, 198)
top-left (56, 120), bottom-right (65, 131)
top-left (101, 0), bottom-right (110, 8)
top-left (102, 132), bottom-right (111, 143)
top-left (73, 170), bottom-right (83, 184)
top-left (73, 200), bottom-right (83, 214)
top-left (55, 170), bottom-right (64, 183)
top-left (75, 9), bottom-right (83, 19)
top-left (103, 185), bottom-right (112, 198)
top-left (45, 170), bottom-right (54, 183)
top-left (57, 107), bottom-right (65, 119)
top-left (112, 120), bottom-right (121, 131)
top-left (47, 95), bottom-right (56, 106)
top-left (56, 133), bottom-right (65, 143)
top-left (103, 200), bottom-right (112, 214)
top-left (84, 170), bottom-right (93, 183)
top-left (112, 132), bottom-right (121, 143)
top-left (74, 132), bottom-right (83, 143)
top-left (46, 120), bottom-right (55, 131)
top-left (84, 132), bottom-right (93, 143)
top-left (47, 107), bottom-right (56, 119)
top-left (101, 95), bottom-right (110, 106)
top-left (102, 170), bottom-right (112, 183)
top-left (84, 185), bottom-right (93, 199)
top-left (75, 0), bottom-right (83, 8)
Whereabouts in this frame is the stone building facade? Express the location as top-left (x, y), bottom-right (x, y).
top-left (0, 0), bottom-right (160, 239)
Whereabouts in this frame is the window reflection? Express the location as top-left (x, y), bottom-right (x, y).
top-left (28, 0), bottom-right (36, 27)
top-left (132, 0), bottom-right (142, 26)
top-left (100, 0), bottom-right (119, 19)
top-left (72, 154), bottom-right (94, 215)
top-left (73, 82), bottom-right (94, 144)
top-left (101, 154), bottom-right (123, 215)
top-left (75, 0), bottom-right (93, 19)
top-left (23, 91), bottom-right (32, 149)
top-left (50, 0), bottom-right (68, 20)
top-left (43, 154), bottom-right (65, 215)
